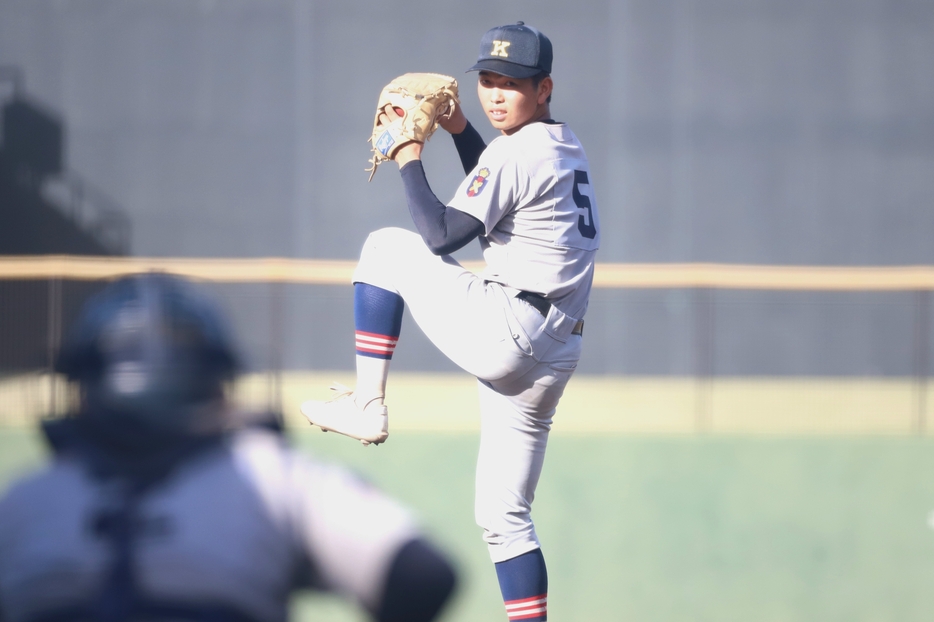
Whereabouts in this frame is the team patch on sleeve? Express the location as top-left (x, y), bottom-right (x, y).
top-left (467, 167), bottom-right (491, 197)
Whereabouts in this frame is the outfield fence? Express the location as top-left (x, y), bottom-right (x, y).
top-left (1, 256), bottom-right (932, 435)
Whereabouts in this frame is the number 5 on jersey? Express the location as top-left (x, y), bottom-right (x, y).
top-left (573, 170), bottom-right (597, 239)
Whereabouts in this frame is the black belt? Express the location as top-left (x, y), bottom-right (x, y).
top-left (516, 291), bottom-right (584, 336)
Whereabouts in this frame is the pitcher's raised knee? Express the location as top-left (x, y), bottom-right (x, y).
top-left (353, 227), bottom-right (429, 289)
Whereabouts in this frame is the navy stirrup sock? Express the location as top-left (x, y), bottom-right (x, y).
top-left (495, 549), bottom-right (548, 621)
top-left (354, 283), bottom-right (404, 359)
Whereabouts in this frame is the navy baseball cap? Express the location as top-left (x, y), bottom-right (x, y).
top-left (467, 22), bottom-right (553, 79)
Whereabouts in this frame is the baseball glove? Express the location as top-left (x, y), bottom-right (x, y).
top-left (366, 72), bottom-right (459, 181)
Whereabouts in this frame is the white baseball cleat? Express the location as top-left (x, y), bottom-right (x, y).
top-left (300, 383), bottom-right (389, 446)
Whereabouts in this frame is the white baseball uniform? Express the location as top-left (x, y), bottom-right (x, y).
top-left (353, 120), bottom-right (600, 563)
top-left (0, 426), bottom-right (421, 622)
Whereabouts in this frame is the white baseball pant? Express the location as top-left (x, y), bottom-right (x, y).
top-left (352, 227), bottom-right (582, 563)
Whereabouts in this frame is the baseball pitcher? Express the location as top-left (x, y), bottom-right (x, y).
top-left (302, 22), bottom-right (600, 622)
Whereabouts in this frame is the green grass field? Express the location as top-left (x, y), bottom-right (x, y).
top-left (6, 372), bottom-right (933, 435)
top-left (3, 426), bottom-right (934, 621)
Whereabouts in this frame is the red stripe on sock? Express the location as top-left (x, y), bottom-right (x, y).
top-left (504, 594), bottom-right (547, 621)
top-left (355, 331), bottom-right (398, 357)
top-left (355, 339), bottom-right (396, 349)
top-left (356, 345), bottom-right (394, 355)
top-left (505, 595), bottom-right (547, 607)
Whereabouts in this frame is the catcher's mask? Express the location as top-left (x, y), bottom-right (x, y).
top-left (55, 273), bottom-right (241, 434)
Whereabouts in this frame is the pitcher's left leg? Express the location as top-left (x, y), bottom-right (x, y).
top-left (474, 333), bottom-right (579, 620)
top-left (474, 370), bottom-right (565, 621)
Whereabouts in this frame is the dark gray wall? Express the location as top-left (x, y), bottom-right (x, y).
top-left (2, 0), bottom-right (932, 374)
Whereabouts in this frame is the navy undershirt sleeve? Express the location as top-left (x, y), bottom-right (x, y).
top-left (450, 121), bottom-right (487, 174)
top-left (399, 160), bottom-right (484, 256)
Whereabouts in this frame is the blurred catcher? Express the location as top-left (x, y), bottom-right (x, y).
top-left (0, 273), bottom-right (457, 622)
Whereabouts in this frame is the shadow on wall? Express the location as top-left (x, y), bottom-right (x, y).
top-left (0, 66), bottom-right (131, 257)
top-left (0, 66), bottom-right (132, 373)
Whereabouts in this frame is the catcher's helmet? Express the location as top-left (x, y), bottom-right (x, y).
top-left (56, 273), bottom-right (240, 432)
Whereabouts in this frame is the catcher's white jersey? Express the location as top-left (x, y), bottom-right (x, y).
top-left (0, 428), bottom-right (419, 622)
top-left (447, 122), bottom-right (600, 320)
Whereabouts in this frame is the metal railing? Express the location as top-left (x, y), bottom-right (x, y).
top-left (0, 257), bottom-right (932, 433)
